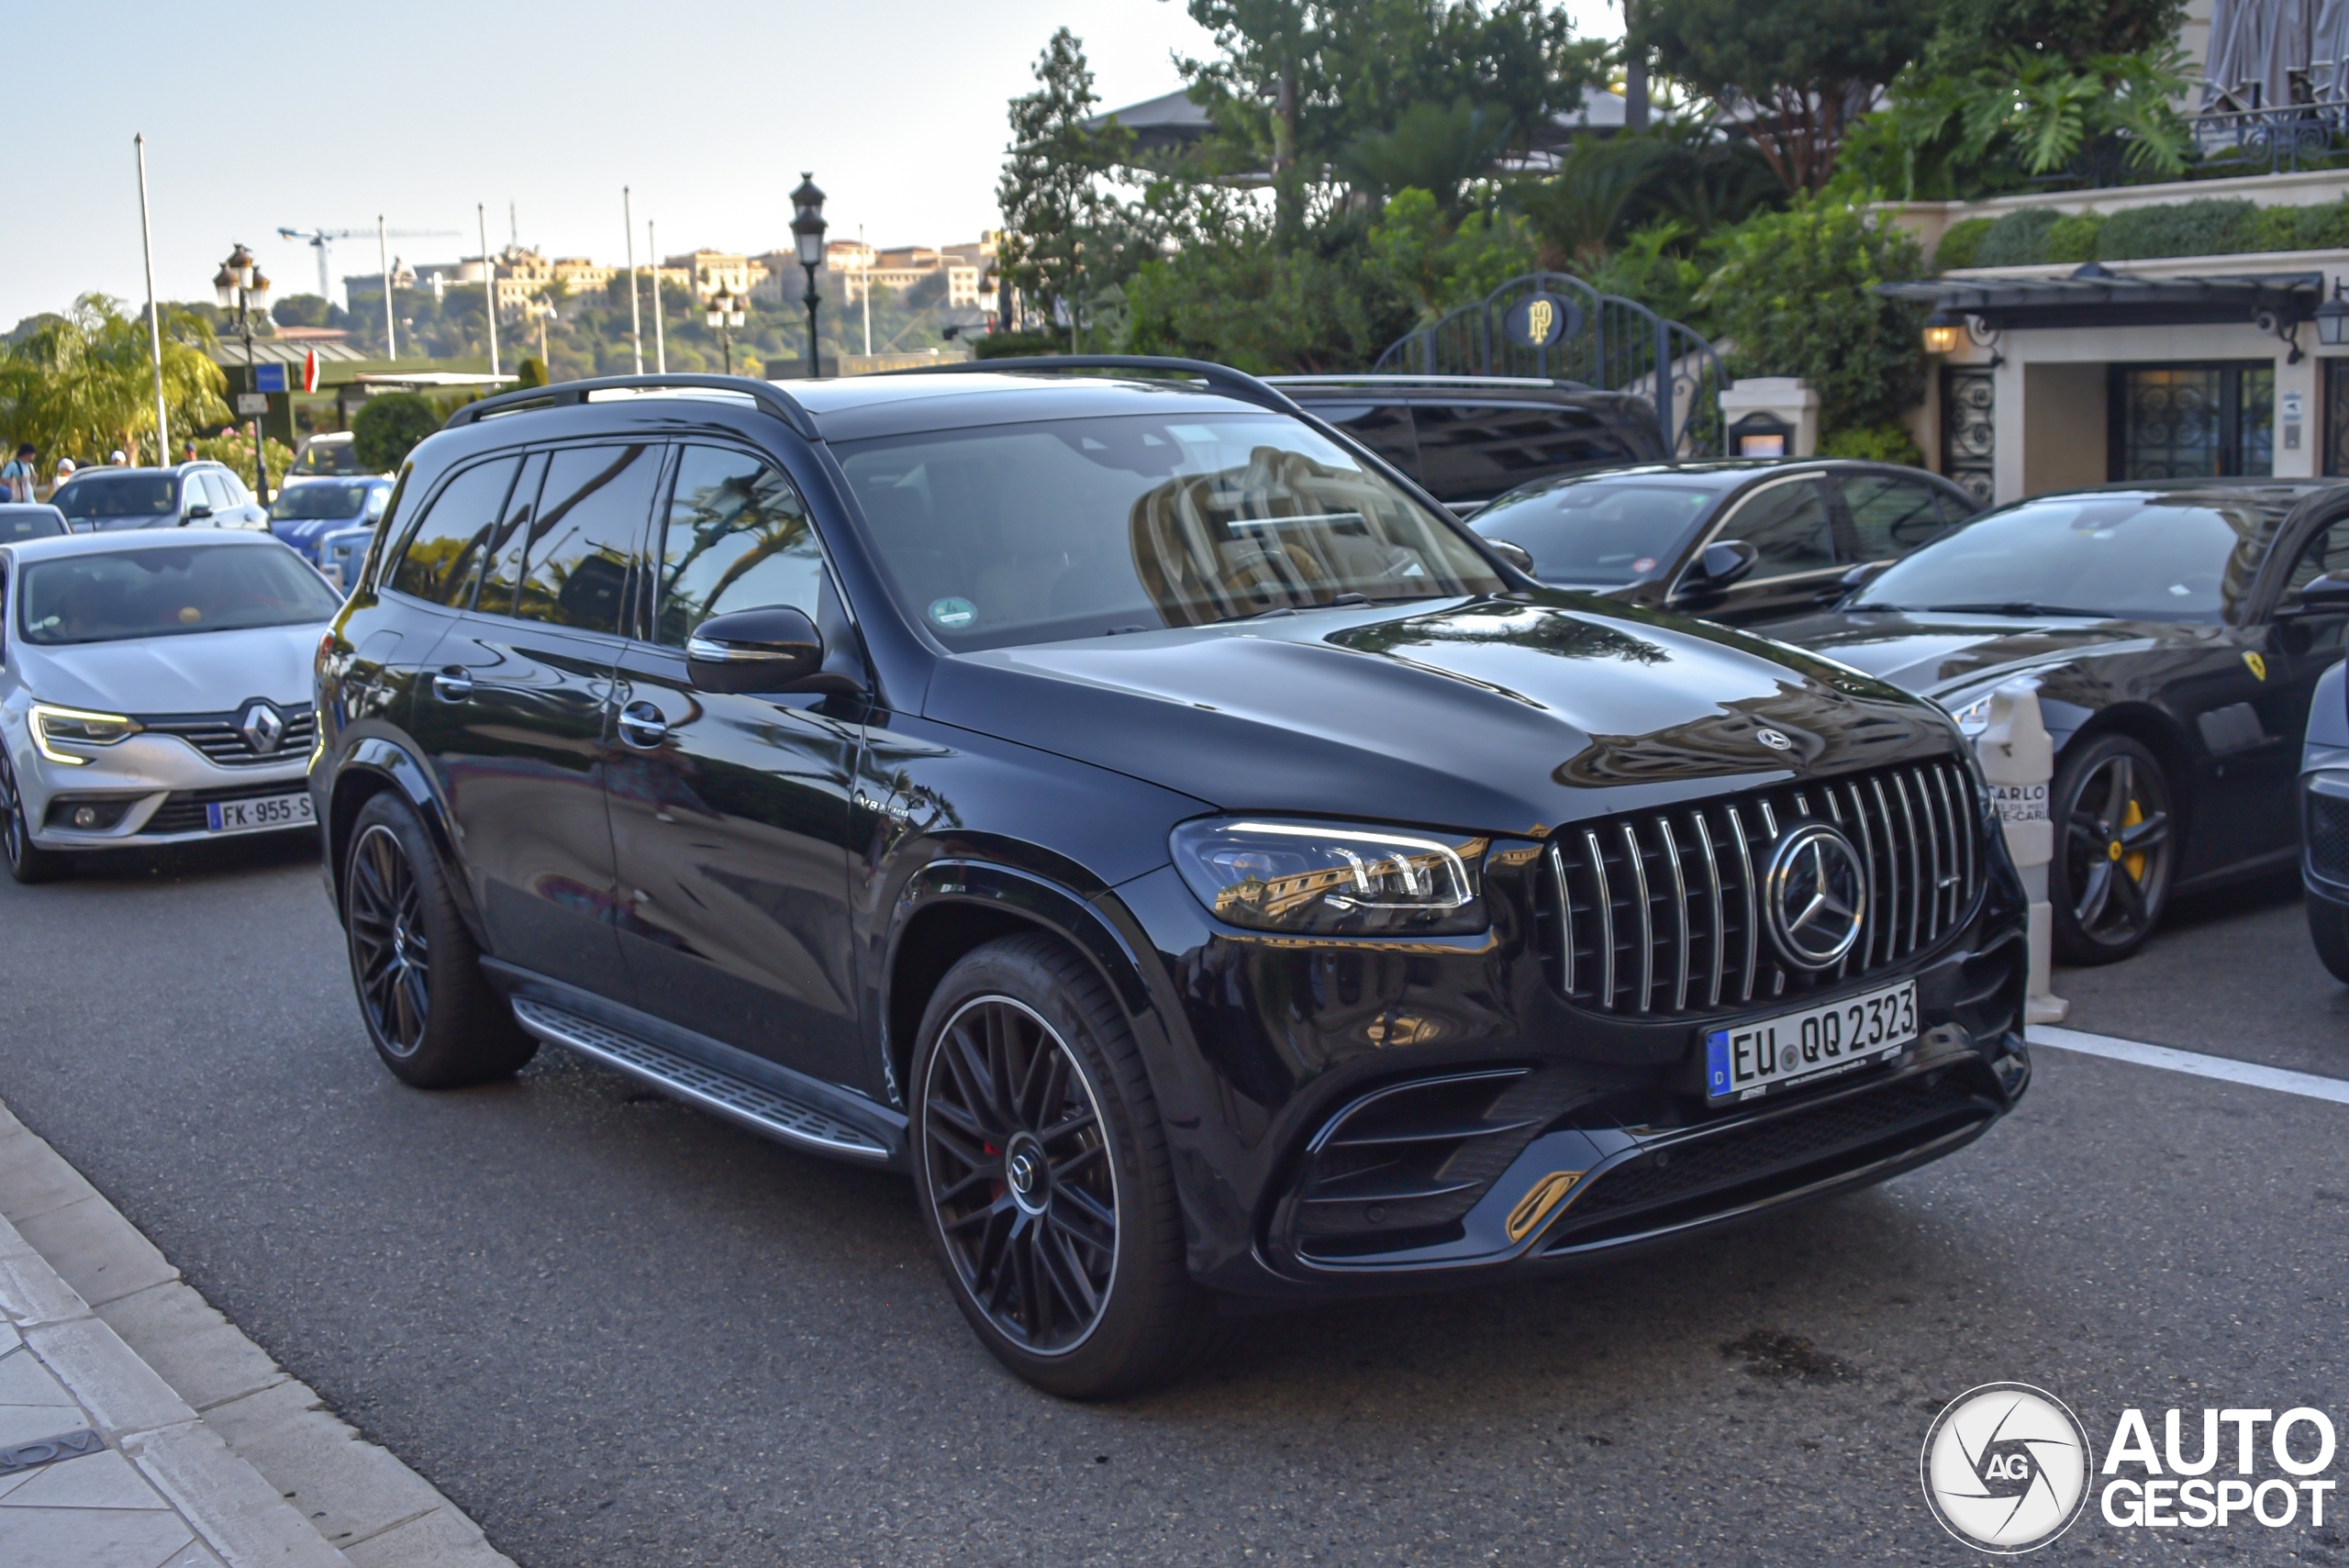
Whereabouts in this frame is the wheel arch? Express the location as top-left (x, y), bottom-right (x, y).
top-left (2054, 702), bottom-right (2198, 860)
top-left (883, 860), bottom-right (1158, 1111)
top-left (327, 737), bottom-right (476, 931)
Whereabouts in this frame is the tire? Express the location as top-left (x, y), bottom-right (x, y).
top-left (0, 750), bottom-right (69, 885)
top-left (2048, 733), bottom-right (2176, 965)
top-left (2310, 893), bottom-right (2349, 984)
top-left (909, 932), bottom-right (1226, 1398)
top-left (341, 792), bottom-right (536, 1087)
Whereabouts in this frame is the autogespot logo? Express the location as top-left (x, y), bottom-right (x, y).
top-left (1921, 1384), bottom-right (2095, 1553)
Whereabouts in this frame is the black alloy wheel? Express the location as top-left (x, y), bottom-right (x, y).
top-left (2051, 734), bottom-right (2175, 963)
top-left (0, 751), bottom-right (67, 884)
top-left (340, 792), bottom-right (536, 1087)
top-left (909, 934), bottom-right (1225, 1397)
top-left (347, 822), bottom-right (429, 1057)
top-left (921, 995), bottom-right (1119, 1356)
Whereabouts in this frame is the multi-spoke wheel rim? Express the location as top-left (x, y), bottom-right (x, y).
top-left (920, 996), bottom-right (1118, 1356)
top-left (0, 757), bottom-right (25, 870)
top-left (2062, 751), bottom-right (2172, 947)
top-left (346, 824), bottom-right (429, 1055)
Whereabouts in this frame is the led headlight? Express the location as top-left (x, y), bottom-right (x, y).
top-left (1170, 817), bottom-right (1488, 936)
top-left (30, 704), bottom-right (141, 765)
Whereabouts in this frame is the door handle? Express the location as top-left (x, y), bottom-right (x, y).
top-left (617, 701), bottom-right (669, 749)
top-left (430, 667), bottom-right (473, 703)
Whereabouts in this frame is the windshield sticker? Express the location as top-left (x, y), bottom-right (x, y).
top-left (929, 596), bottom-right (977, 629)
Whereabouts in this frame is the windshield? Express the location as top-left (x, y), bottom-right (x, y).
top-left (294, 439), bottom-right (360, 475)
top-left (271, 482), bottom-right (375, 521)
top-left (1852, 494), bottom-right (2281, 621)
top-left (0, 508), bottom-right (66, 542)
top-left (1471, 478), bottom-right (1718, 584)
top-left (834, 412), bottom-right (1505, 649)
top-left (18, 545), bottom-right (343, 645)
top-left (53, 473), bottom-right (176, 525)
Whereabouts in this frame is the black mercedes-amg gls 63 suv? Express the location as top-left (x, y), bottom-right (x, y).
top-left (310, 361), bottom-right (2030, 1396)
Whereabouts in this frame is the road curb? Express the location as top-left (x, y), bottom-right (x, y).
top-left (0, 1095), bottom-right (513, 1567)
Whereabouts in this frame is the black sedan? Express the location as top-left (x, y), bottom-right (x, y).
top-left (1468, 459), bottom-right (1980, 628)
top-left (1775, 480), bottom-right (2349, 963)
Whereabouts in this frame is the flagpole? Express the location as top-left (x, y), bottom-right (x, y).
top-left (624, 186), bottom-right (643, 374)
top-left (134, 135), bottom-right (170, 466)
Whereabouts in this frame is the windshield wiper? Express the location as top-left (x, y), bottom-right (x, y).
top-left (1909, 602), bottom-right (2107, 618)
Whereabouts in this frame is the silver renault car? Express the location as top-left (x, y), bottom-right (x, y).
top-left (0, 530), bottom-right (344, 882)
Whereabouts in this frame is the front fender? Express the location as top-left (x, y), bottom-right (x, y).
top-left (319, 733), bottom-right (479, 940)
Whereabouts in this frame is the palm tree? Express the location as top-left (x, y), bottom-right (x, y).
top-left (0, 295), bottom-right (231, 466)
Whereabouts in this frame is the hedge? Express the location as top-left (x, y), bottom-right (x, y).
top-left (1935, 195), bottom-right (2349, 271)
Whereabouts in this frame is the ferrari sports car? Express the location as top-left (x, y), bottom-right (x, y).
top-left (1776, 480), bottom-right (2349, 962)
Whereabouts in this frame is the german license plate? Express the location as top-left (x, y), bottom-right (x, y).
top-left (1705, 980), bottom-right (1917, 1103)
top-left (205, 793), bottom-right (314, 833)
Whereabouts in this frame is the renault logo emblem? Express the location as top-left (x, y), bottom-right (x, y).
top-left (239, 702), bottom-right (286, 755)
top-left (1763, 823), bottom-right (1867, 969)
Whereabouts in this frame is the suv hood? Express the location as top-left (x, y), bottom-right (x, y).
top-left (14, 622), bottom-right (325, 716)
top-left (923, 595), bottom-right (1959, 837)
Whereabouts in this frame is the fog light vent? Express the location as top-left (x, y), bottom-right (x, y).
top-left (43, 797), bottom-right (133, 833)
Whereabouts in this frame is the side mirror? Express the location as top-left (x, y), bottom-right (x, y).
top-left (1691, 539), bottom-right (1759, 590)
top-left (1841, 559), bottom-right (1894, 591)
top-left (183, 504), bottom-right (213, 524)
top-left (687, 606), bottom-right (859, 695)
top-left (2286, 573), bottom-right (2349, 617)
top-left (1484, 538), bottom-right (1536, 575)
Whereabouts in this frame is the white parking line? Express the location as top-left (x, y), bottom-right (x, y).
top-left (2029, 1024), bottom-right (2349, 1107)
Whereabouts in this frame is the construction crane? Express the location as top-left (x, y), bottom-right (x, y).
top-left (275, 226), bottom-right (460, 303)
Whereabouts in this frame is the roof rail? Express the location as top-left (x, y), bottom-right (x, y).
top-left (440, 373), bottom-right (818, 439)
top-left (872, 354), bottom-right (1304, 417)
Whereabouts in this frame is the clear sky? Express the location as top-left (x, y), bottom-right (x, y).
top-left (6, 0), bottom-right (1622, 328)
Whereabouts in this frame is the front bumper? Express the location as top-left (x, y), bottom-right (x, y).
top-left (11, 728), bottom-right (313, 851)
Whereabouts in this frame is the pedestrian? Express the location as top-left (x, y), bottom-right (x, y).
top-left (51, 457), bottom-right (75, 493)
top-left (1, 444), bottom-right (35, 501)
top-left (109, 450), bottom-right (129, 467)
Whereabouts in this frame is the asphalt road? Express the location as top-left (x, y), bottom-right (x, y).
top-left (2, 835), bottom-right (2345, 1566)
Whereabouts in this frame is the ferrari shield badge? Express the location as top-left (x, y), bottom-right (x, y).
top-left (2244, 651), bottom-right (2267, 681)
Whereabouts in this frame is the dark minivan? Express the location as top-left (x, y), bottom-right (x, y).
top-left (313, 361), bottom-right (2028, 1396)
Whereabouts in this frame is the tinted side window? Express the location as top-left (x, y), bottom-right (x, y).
top-left (214, 471), bottom-right (251, 506)
top-left (1719, 479), bottom-right (1838, 577)
top-left (1411, 404), bottom-right (1636, 503)
top-left (387, 458), bottom-right (518, 606)
top-left (1308, 402), bottom-right (1420, 476)
top-left (475, 451), bottom-right (549, 617)
top-left (1842, 473), bottom-right (1953, 561)
top-left (2284, 518), bottom-right (2349, 602)
top-left (653, 445), bottom-right (822, 647)
top-left (511, 444), bottom-right (657, 634)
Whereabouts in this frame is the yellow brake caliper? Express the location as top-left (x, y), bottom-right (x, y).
top-left (2115, 798), bottom-right (2146, 884)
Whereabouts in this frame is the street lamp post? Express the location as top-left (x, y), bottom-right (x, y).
top-left (212, 243), bottom-right (272, 503)
top-left (790, 173), bottom-right (828, 380)
top-left (705, 284), bottom-right (746, 375)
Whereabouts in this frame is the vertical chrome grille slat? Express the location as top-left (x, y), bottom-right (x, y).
top-left (1694, 811), bottom-right (1725, 1007)
top-left (1659, 817), bottom-right (1691, 1011)
top-left (1727, 806), bottom-right (1758, 1003)
top-left (1893, 771), bottom-right (1924, 956)
top-left (1586, 831), bottom-right (1614, 1011)
top-left (1621, 821), bottom-right (1654, 1014)
top-left (1544, 758), bottom-right (1980, 1019)
top-left (1547, 840), bottom-right (1574, 997)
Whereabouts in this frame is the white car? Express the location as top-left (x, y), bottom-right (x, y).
top-left (0, 530), bottom-right (345, 882)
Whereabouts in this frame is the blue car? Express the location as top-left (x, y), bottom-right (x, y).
top-left (267, 477), bottom-right (392, 562)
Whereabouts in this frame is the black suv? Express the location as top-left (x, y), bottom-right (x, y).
top-left (313, 361), bottom-right (2030, 1396)
top-left (1272, 375), bottom-right (1667, 513)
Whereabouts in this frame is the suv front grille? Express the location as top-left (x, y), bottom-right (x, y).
top-left (141, 706), bottom-right (316, 768)
top-left (2309, 791), bottom-right (2349, 884)
top-left (1537, 758), bottom-right (1985, 1018)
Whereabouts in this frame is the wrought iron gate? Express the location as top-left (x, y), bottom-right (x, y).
top-left (1372, 272), bottom-right (1726, 457)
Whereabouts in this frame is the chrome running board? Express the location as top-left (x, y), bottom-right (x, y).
top-left (510, 998), bottom-right (893, 1163)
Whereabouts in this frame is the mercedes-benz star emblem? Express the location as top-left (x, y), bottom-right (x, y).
top-left (239, 702), bottom-right (286, 756)
top-left (1754, 728), bottom-right (1794, 751)
top-left (1763, 822), bottom-right (1867, 969)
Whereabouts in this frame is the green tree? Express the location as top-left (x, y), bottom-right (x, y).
top-left (1932, 0), bottom-right (2185, 64)
top-left (1699, 194), bottom-right (1929, 438)
top-left (997, 29), bottom-right (1146, 349)
top-left (1632, 0), bottom-right (1929, 190)
top-left (351, 393), bottom-right (441, 473)
top-left (0, 295), bottom-right (228, 466)
top-left (1364, 188), bottom-right (1539, 318)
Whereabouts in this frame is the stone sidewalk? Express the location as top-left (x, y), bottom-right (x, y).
top-left (0, 1096), bottom-right (513, 1568)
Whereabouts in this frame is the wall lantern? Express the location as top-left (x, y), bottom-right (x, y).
top-left (1921, 311), bottom-right (1963, 356)
top-left (2316, 283), bottom-right (2349, 349)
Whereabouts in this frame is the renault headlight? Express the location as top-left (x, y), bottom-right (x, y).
top-left (1171, 818), bottom-right (1488, 935)
top-left (30, 704), bottom-right (141, 764)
